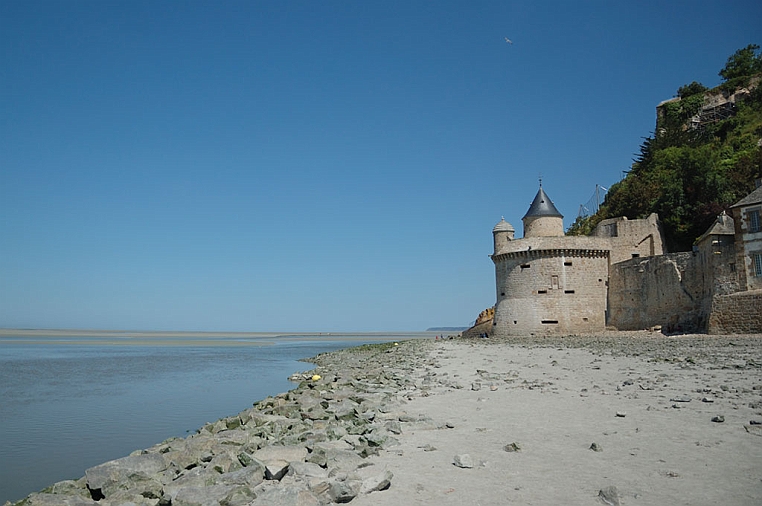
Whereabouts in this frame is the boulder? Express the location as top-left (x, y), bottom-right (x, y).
top-left (84, 453), bottom-right (168, 498)
top-left (247, 485), bottom-right (321, 506)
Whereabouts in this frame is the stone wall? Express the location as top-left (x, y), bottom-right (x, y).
top-left (607, 253), bottom-right (705, 332)
top-left (592, 213), bottom-right (665, 265)
top-left (606, 229), bottom-right (739, 333)
top-left (708, 291), bottom-right (762, 334)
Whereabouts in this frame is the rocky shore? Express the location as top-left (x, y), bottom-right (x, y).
top-left (8, 332), bottom-right (762, 505)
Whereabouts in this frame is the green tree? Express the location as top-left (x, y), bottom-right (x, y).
top-left (677, 81), bottom-right (708, 98)
top-left (568, 45), bottom-right (762, 250)
top-left (719, 44), bottom-right (762, 85)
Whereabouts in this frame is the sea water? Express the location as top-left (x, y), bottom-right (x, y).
top-left (0, 333), bottom-right (430, 503)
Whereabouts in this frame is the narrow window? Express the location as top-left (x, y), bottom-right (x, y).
top-left (564, 261), bottom-right (572, 266)
top-left (582, 317), bottom-right (589, 322)
top-left (754, 253), bottom-right (762, 277)
top-left (564, 290), bottom-right (575, 294)
top-left (748, 209), bottom-right (761, 233)
top-left (551, 275), bottom-right (559, 290)
top-left (632, 253), bottom-right (640, 258)
top-left (537, 289), bottom-right (548, 294)
top-left (541, 320), bottom-right (559, 324)
top-left (520, 264), bottom-right (530, 269)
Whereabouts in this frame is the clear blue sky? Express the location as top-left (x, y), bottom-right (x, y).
top-left (1, 1), bottom-right (760, 332)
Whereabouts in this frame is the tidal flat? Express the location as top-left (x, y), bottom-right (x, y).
top-left (0, 330), bottom-right (433, 504)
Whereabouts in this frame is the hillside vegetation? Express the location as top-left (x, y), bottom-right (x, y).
top-left (569, 45), bottom-right (762, 252)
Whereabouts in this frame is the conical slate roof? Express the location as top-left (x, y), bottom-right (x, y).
top-left (522, 187), bottom-right (563, 219)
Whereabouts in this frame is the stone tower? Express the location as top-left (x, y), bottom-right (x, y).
top-left (492, 185), bottom-right (610, 336)
top-left (522, 186), bottom-right (564, 237)
top-left (492, 217), bottom-right (515, 253)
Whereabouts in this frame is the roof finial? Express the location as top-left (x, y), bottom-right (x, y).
top-left (539, 173), bottom-right (543, 187)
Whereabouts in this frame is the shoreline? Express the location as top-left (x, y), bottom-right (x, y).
top-left (7, 332), bottom-right (762, 505)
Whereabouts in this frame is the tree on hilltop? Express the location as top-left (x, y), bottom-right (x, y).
top-left (719, 44), bottom-right (762, 88)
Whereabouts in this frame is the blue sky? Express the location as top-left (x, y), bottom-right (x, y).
top-left (1, 1), bottom-right (761, 332)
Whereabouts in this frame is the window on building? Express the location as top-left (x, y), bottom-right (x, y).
top-left (749, 209), bottom-right (761, 233)
top-left (754, 253), bottom-right (762, 277)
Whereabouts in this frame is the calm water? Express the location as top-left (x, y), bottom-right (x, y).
top-left (0, 333), bottom-right (430, 503)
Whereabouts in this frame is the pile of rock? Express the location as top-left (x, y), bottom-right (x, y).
top-left (9, 340), bottom-right (442, 506)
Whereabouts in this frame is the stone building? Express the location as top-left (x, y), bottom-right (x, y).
top-left (491, 185), bottom-right (660, 336)
top-left (489, 184), bottom-right (762, 336)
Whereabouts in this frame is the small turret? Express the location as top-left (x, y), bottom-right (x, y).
top-left (522, 185), bottom-right (564, 237)
top-left (492, 217), bottom-right (515, 254)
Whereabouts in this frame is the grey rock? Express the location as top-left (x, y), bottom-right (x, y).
top-left (170, 484), bottom-right (237, 506)
top-left (471, 382), bottom-right (482, 391)
top-left (670, 396), bottom-right (692, 402)
top-left (711, 415), bottom-right (725, 423)
top-left (590, 442), bottom-right (603, 452)
top-left (384, 420), bottom-right (402, 434)
top-left (358, 468), bottom-right (393, 494)
top-left (264, 461), bottom-right (290, 481)
top-left (100, 491), bottom-right (160, 506)
top-left (615, 411), bottom-right (626, 418)
top-left (453, 454), bottom-right (474, 468)
top-left (287, 461), bottom-right (329, 479)
top-left (219, 467), bottom-right (266, 488)
top-left (209, 451), bottom-right (244, 475)
top-left (11, 494), bottom-right (99, 506)
top-left (248, 485), bottom-right (321, 506)
top-left (323, 448), bottom-right (365, 473)
top-left (503, 442), bottom-right (521, 452)
top-left (84, 453), bottom-right (168, 498)
top-left (328, 479), bottom-right (362, 503)
top-left (598, 485), bottom-right (621, 506)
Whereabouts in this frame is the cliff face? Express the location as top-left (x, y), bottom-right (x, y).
top-left (462, 307), bottom-right (494, 338)
top-left (474, 307), bottom-right (495, 326)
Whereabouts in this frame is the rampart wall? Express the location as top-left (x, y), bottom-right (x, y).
top-left (592, 213), bottom-right (665, 264)
top-left (607, 234), bottom-right (736, 332)
top-left (607, 253), bottom-right (705, 332)
top-left (707, 291), bottom-right (762, 334)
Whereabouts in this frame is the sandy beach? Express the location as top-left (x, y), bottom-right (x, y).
top-left (9, 332), bottom-right (762, 506)
top-left (347, 333), bottom-right (762, 505)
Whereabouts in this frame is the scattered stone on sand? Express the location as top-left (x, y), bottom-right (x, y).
top-left (711, 415), bottom-right (725, 423)
top-left (615, 411), bottom-right (626, 418)
top-left (503, 442), bottom-right (521, 452)
top-left (702, 397), bottom-right (715, 403)
top-left (598, 485), bottom-right (621, 505)
top-left (671, 396), bottom-right (692, 402)
top-left (452, 454), bottom-right (474, 468)
top-left (590, 442), bottom-right (603, 452)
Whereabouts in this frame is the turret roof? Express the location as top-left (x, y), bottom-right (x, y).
top-left (522, 186), bottom-right (563, 219)
top-left (493, 218), bottom-right (515, 233)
